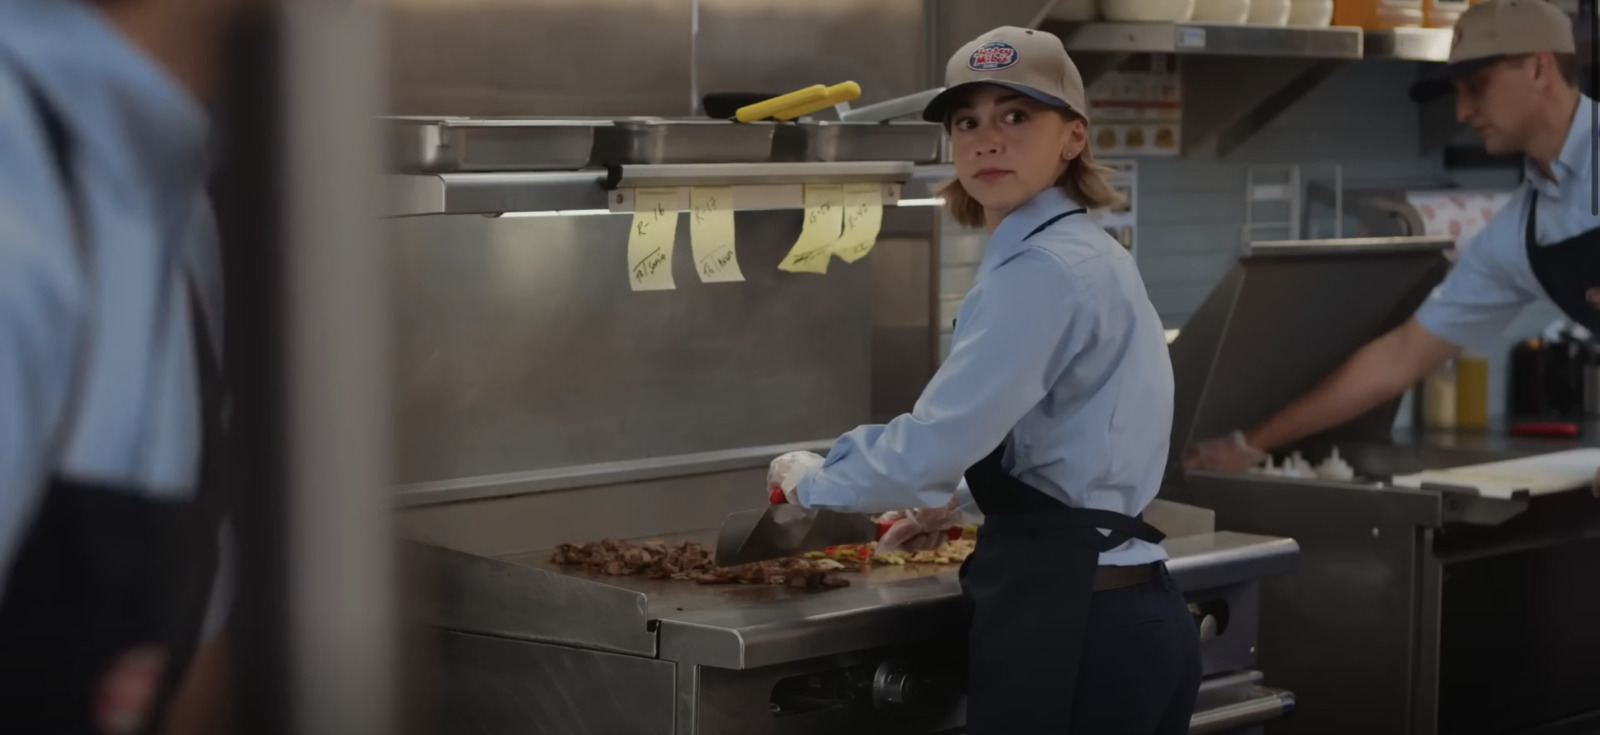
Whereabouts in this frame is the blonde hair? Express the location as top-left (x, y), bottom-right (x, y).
top-left (939, 128), bottom-right (1125, 229)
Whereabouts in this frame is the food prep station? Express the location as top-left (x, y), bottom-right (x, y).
top-left (387, 111), bottom-right (1305, 734)
top-left (410, 514), bottom-right (1298, 735)
top-left (1160, 238), bottom-right (1600, 735)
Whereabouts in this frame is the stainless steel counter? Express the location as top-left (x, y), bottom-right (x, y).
top-left (459, 528), bottom-right (1299, 671)
top-left (414, 524), bottom-right (1301, 735)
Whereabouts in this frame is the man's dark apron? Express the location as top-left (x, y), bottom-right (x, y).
top-left (957, 208), bottom-right (1168, 734)
top-left (1524, 191), bottom-right (1600, 333)
top-left (0, 77), bottom-right (226, 735)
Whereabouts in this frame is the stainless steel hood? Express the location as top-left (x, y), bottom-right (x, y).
top-left (1165, 236), bottom-right (1454, 474)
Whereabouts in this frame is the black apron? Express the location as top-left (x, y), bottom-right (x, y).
top-left (1524, 190), bottom-right (1600, 332)
top-left (0, 76), bottom-right (226, 735)
top-left (957, 209), bottom-right (1168, 734)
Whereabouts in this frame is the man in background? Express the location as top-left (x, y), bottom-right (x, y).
top-left (1186, 0), bottom-right (1599, 480)
top-left (0, 0), bottom-right (245, 732)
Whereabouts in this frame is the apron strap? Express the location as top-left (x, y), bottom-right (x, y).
top-left (1023, 207), bottom-right (1088, 241)
top-left (964, 443), bottom-right (1166, 549)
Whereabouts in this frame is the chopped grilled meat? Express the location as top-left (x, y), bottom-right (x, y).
top-left (551, 539), bottom-right (849, 588)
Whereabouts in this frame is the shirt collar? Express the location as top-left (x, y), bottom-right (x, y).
top-left (1525, 94), bottom-right (1593, 197)
top-left (983, 187), bottom-right (1084, 272)
top-left (0, 0), bottom-right (213, 204)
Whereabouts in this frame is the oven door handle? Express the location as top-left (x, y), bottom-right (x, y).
top-left (1188, 686), bottom-right (1296, 735)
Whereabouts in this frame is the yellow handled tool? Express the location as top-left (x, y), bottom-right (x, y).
top-left (773, 81), bottom-right (862, 121)
top-left (735, 84), bottom-right (828, 123)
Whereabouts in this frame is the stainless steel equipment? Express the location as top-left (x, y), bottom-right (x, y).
top-left (835, 89), bottom-right (947, 123)
top-left (387, 116), bottom-right (610, 172)
top-left (713, 504), bottom-right (879, 566)
top-left (1161, 237), bottom-right (1600, 735)
top-left (409, 508), bottom-right (1300, 735)
top-left (591, 118), bottom-right (778, 165)
top-left (772, 121), bottom-right (943, 164)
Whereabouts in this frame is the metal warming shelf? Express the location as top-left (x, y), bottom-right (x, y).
top-left (591, 117), bottom-right (778, 165)
top-left (387, 162), bottom-right (947, 217)
top-left (1363, 28), bottom-right (1453, 61)
top-left (772, 121), bottom-right (944, 164)
top-left (387, 116), bottom-right (612, 173)
top-left (1054, 22), bottom-right (1362, 58)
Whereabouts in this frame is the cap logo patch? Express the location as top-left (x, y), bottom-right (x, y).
top-left (969, 42), bottom-right (1020, 71)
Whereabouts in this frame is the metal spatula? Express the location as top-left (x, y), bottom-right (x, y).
top-left (713, 500), bottom-right (880, 567)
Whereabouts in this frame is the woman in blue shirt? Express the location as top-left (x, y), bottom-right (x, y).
top-left (766, 26), bottom-right (1201, 735)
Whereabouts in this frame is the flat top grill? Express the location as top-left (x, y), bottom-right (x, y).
top-left (418, 528), bottom-right (1298, 671)
top-left (498, 529), bottom-right (960, 621)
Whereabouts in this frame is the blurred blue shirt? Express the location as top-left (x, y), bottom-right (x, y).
top-left (1416, 95), bottom-right (1599, 351)
top-left (0, 0), bottom-right (227, 629)
top-left (799, 187), bottom-right (1175, 565)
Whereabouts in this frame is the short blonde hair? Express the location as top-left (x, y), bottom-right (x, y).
top-left (939, 131), bottom-right (1124, 229)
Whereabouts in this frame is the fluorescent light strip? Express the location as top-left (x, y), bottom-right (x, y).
top-left (497, 209), bottom-right (616, 218)
top-left (496, 200), bottom-right (944, 217)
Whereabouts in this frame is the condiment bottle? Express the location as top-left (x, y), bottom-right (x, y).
top-left (1455, 353), bottom-right (1489, 431)
top-left (1423, 0), bottom-right (1469, 27)
top-left (1423, 359), bottom-right (1457, 429)
top-left (1332, 0), bottom-right (1424, 29)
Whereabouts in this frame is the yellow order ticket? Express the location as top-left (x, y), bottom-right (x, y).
top-left (778, 184), bottom-right (844, 274)
top-left (829, 183), bottom-right (884, 263)
top-left (688, 186), bottom-right (743, 283)
top-left (627, 187), bottom-right (679, 291)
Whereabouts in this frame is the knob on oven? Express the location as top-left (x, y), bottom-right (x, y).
top-left (870, 658), bottom-right (963, 719)
top-left (873, 659), bottom-right (916, 709)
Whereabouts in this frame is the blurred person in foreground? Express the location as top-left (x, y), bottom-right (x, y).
top-left (1185, 0), bottom-right (1600, 492)
top-left (0, 0), bottom-right (245, 732)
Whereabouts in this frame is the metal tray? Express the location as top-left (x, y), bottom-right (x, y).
top-left (389, 116), bottom-right (610, 173)
top-left (590, 117), bottom-right (777, 165)
top-left (772, 121), bottom-right (943, 163)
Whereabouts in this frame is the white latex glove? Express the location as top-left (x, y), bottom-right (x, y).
top-left (767, 451), bottom-right (825, 505)
top-left (1183, 430), bottom-right (1268, 473)
top-left (877, 496), bottom-right (963, 554)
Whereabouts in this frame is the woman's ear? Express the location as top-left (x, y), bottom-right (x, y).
top-left (1061, 118), bottom-right (1088, 161)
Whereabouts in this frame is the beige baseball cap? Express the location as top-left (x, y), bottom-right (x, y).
top-left (921, 26), bottom-right (1089, 123)
top-left (1409, 0), bottom-right (1575, 102)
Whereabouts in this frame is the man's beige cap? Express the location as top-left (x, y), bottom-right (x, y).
top-left (921, 26), bottom-right (1089, 123)
top-left (1409, 0), bottom-right (1575, 102)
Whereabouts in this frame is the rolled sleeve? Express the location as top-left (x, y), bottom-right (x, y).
top-left (1414, 215), bottom-right (1538, 353)
top-left (799, 249), bottom-right (1086, 514)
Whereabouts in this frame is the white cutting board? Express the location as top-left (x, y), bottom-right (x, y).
top-left (1391, 448), bottom-right (1600, 499)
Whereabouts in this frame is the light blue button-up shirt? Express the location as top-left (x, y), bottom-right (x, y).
top-left (0, 0), bottom-right (228, 629)
top-left (1416, 96), bottom-right (1599, 352)
top-left (799, 187), bottom-right (1175, 565)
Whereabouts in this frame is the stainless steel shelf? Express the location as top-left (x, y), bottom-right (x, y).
top-left (1364, 27), bottom-right (1453, 61)
top-left (388, 162), bottom-right (945, 217)
top-left (1245, 235), bottom-right (1455, 257)
top-left (1054, 22), bottom-right (1362, 59)
top-left (608, 161), bottom-right (913, 189)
